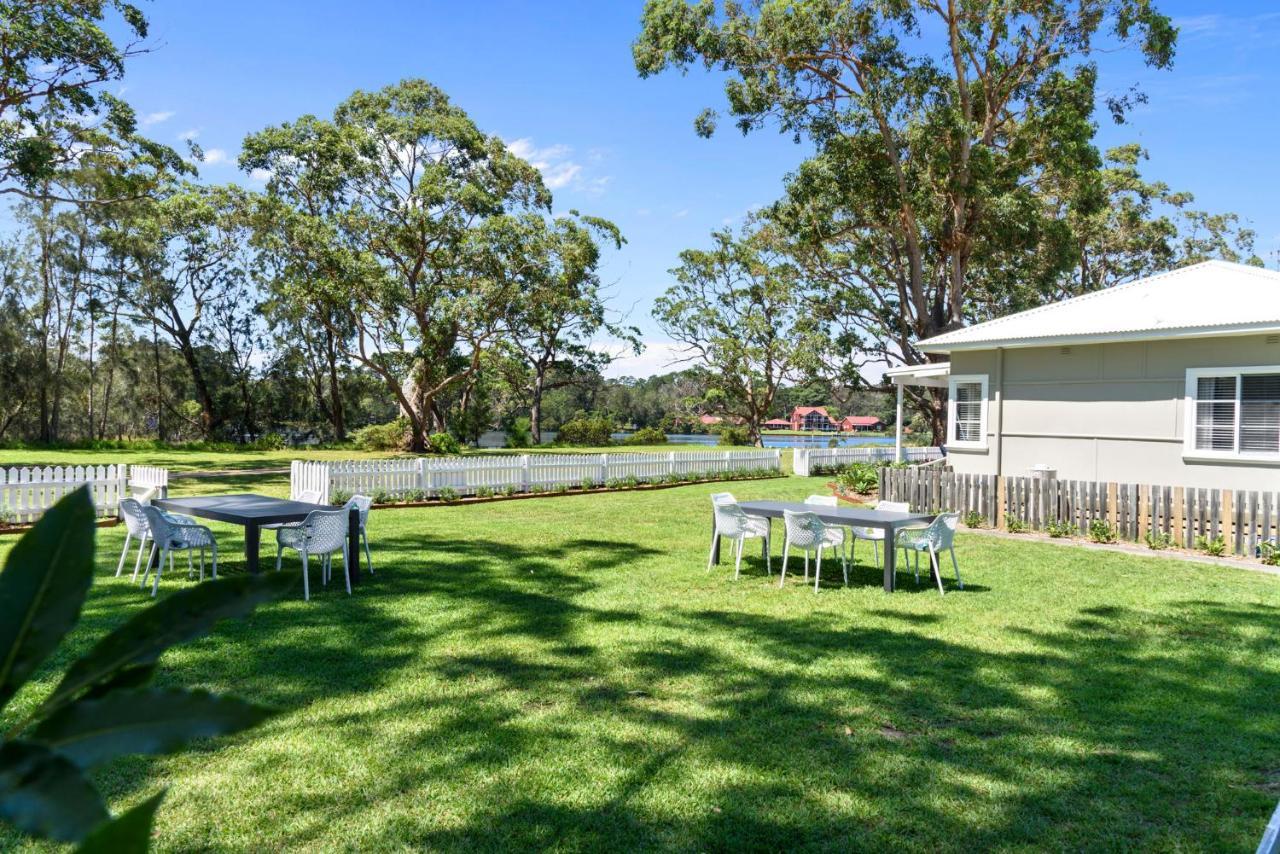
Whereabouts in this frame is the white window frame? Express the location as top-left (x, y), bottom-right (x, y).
top-left (1183, 365), bottom-right (1280, 464)
top-left (947, 374), bottom-right (989, 450)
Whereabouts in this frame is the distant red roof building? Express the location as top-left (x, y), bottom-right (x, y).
top-left (698, 414), bottom-right (723, 426)
top-left (789, 406), bottom-right (836, 431)
top-left (839, 415), bottom-right (885, 432)
top-left (762, 418), bottom-right (791, 430)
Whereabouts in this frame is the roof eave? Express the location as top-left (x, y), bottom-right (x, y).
top-left (918, 321), bottom-right (1280, 354)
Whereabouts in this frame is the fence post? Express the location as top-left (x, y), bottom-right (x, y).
top-left (521, 455), bottom-right (531, 491)
top-left (599, 453), bottom-right (608, 484)
top-left (668, 451), bottom-right (676, 476)
top-left (774, 449), bottom-right (782, 474)
top-left (795, 449), bottom-right (808, 477)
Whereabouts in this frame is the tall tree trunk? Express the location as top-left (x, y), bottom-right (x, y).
top-left (152, 323), bottom-right (166, 442)
top-left (172, 326), bottom-right (218, 438)
top-left (325, 326), bottom-right (345, 441)
top-left (529, 363), bottom-right (546, 446)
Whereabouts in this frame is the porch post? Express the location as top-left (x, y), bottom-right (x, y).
top-left (894, 381), bottom-right (904, 463)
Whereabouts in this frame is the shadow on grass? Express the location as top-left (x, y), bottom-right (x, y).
top-left (16, 516), bottom-right (1278, 851)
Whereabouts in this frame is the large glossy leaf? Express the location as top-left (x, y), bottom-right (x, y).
top-left (32, 688), bottom-right (272, 768)
top-left (46, 572), bottom-right (295, 713)
top-left (0, 488), bottom-right (96, 712)
top-left (0, 740), bottom-right (107, 842)
top-left (75, 791), bottom-right (165, 854)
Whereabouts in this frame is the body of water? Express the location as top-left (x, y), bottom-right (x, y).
top-left (475, 430), bottom-right (894, 449)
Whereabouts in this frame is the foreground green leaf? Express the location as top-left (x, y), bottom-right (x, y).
top-left (46, 572), bottom-right (296, 712)
top-left (0, 488), bottom-right (96, 712)
top-left (32, 688), bottom-right (272, 768)
top-left (0, 741), bottom-right (106, 842)
top-left (75, 791), bottom-right (165, 854)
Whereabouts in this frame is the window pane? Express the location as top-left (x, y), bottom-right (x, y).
top-left (1241, 374), bottom-right (1280, 454)
top-left (1197, 376), bottom-right (1236, 400)
top-left (952, 382), bottom-right (982, 443)
top-left (1195, 401), bottom-right (1235, 451)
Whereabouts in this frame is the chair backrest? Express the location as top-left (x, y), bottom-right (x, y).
top-left (301, 508), bottom-right (350, 554)
top-left (783, 509), bottom-right (825, 549)
top-left (119, 498), bottom-right (150, 536)
top-left (710, 492), bottom-right (736, 506)
top-left (346, 494), bottom-right (373, 528)
top-left (294, 488), bottom-right (322, 504)
top-left (805, 494), bottom-right (837, 507)
top-left (141, 505), bottom-right (176, 544)
top-left (919, 512), bottom-right (961, 550)
top-left (876, 500), bottom-right (910, 514)
top-left (712, 500), bottom-right (750, 538)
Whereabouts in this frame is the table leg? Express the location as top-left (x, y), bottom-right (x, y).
top-left (348, 507), bottom-right (362, 586)
top-left (883, 527), bottom-right (897, 592)
top-left (244, 523), bottom-right (261, 575)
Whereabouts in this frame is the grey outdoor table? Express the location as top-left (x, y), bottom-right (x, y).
top-left (154, 494), bottom-right (361, 584)
top-left (711, 500), bottom-right (934, 592)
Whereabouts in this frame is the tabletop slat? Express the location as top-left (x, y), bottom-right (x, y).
top-left (735, 500), bottom-right (933, 531)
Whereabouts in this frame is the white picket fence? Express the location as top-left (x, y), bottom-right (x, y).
top-left (793, 445), bottom-right (943, 476)
top-left (0, 464), bottom-right (170, 524)
top-left (292, 450), bottom-right (783, 504)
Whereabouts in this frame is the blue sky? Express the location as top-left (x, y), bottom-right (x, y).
top-left (111, 1), bottom-right (1280, 377)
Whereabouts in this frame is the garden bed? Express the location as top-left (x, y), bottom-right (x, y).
top-left (346, 472), bottom-right (786, 510)
top-left (0, 516), bottom-right (121, 537)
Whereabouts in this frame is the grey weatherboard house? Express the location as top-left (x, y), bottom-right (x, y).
top-left (889, 261), bottom-right (1280, 491)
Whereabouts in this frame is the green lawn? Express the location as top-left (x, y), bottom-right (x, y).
top-left (2, 474), bottom-right (1278, 850)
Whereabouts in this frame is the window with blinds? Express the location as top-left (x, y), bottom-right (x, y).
top-left (1189, 369), bottom-right (1280, 457)
top-left (953, 382), bottom-right (983, 442)
top-left (947, 374), bottom-right (988, 448)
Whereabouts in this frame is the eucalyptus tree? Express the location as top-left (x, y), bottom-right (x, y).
top-left (242, 79), bottom-right (556, 452)
top-left (635, 0), bottom-right (1177, 438)
top-left (123, 182), bottom-right (254, 438)
top-left (505, 212), bottom-right (635, 444)
top-left (653, 223), bottom-right (832, 445)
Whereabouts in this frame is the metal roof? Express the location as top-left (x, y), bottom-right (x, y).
top-left (917, 261), bottom-right (1280, 353)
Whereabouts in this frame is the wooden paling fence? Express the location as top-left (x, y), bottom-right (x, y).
top-left (292, 450), bottom-right (783, 504)
top-left (0, 464), bottom-right (170, 524)
top-left (878, 467), bottom-right (1280, 558)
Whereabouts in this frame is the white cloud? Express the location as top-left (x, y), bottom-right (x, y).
top-left (505, 137), bottom-right (610, 195)
top-left (177, 128), bottom-right (200, 141)
top-left (249, 167), bottom-right (272, 182)
top-left (673, 208), bottom-right (689, 219)
top-left (141, 110), bottom-right (174, 127)
top-left (599, 341), bottom-right (695, 379)
top-left (201, 148), bottom-right (230, 166)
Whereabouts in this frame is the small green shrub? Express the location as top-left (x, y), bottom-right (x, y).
top-left (436, 487), bottom-right (459, 503)
top-left (330, 489), bottom-right (353, 506)
top-left (624, 426), bottom-right (667, 445)
top-left (371, 489), bottom-right (392, 505)
top-left (1259, 541), bottom-right (1280, 566)
top-left (1088, 520), bottom-right (1117, 544)
top-left (716, 426), bottom-right (751, 446)
top-left (252, 431), bottom-right (286, 450)
top-left (604, 478), bottom-right (623, 490)
top-left (622, 475), bottom-right (641, 489)
top-left (476, 486), bottom-right (496, 499)
top-left (1004, 515), bottom-right (1029, 534)
top-left (353, 418), bottom-right (408, 451)
top-left (963, 510), bottom-right (985, 529)
top-left (578, 478), bottom-right (595, 491)
top-left (1145, 530), bottom-right (1174, 550)
top-left (835, 463), bottom-right (879, 494)
top-left (505, 417), bottom-right (533, 449)
top-left (500, 484), bottom-right (520, 497)
top-left (1195, 534), bottom-right (1227, 556)
top-left (552, 482), bottom-right (569, 494)
top-left (429, 432), bottom-right (461, 455)
top-left (1046, 519), bottom-right (1075, 538)
top-left (402, 488), bottom-right (426, 503)
top-left (528, 483), bottom-right (546, 494)
top-left (556, 413), bottom-right (616, 446)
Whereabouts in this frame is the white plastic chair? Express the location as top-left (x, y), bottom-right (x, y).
top-left (116, 499), bottom-right (152, 581)
top-left (805, 494), bottom-right (848, 577)
top-left (139, 506), bottom-right (218, 597)
top-left (897, 512), bottom-right (963, 595)
top-left (707, 493), bottom-right (771, 579)
top-left (264, 488), bottom-right (324, 534)
top-left (850, 500), bottom-right (909, 569)
top-left (781, 509), bottom-right (846, 592)
top-left (275, 507), bottom-right (351, 601)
